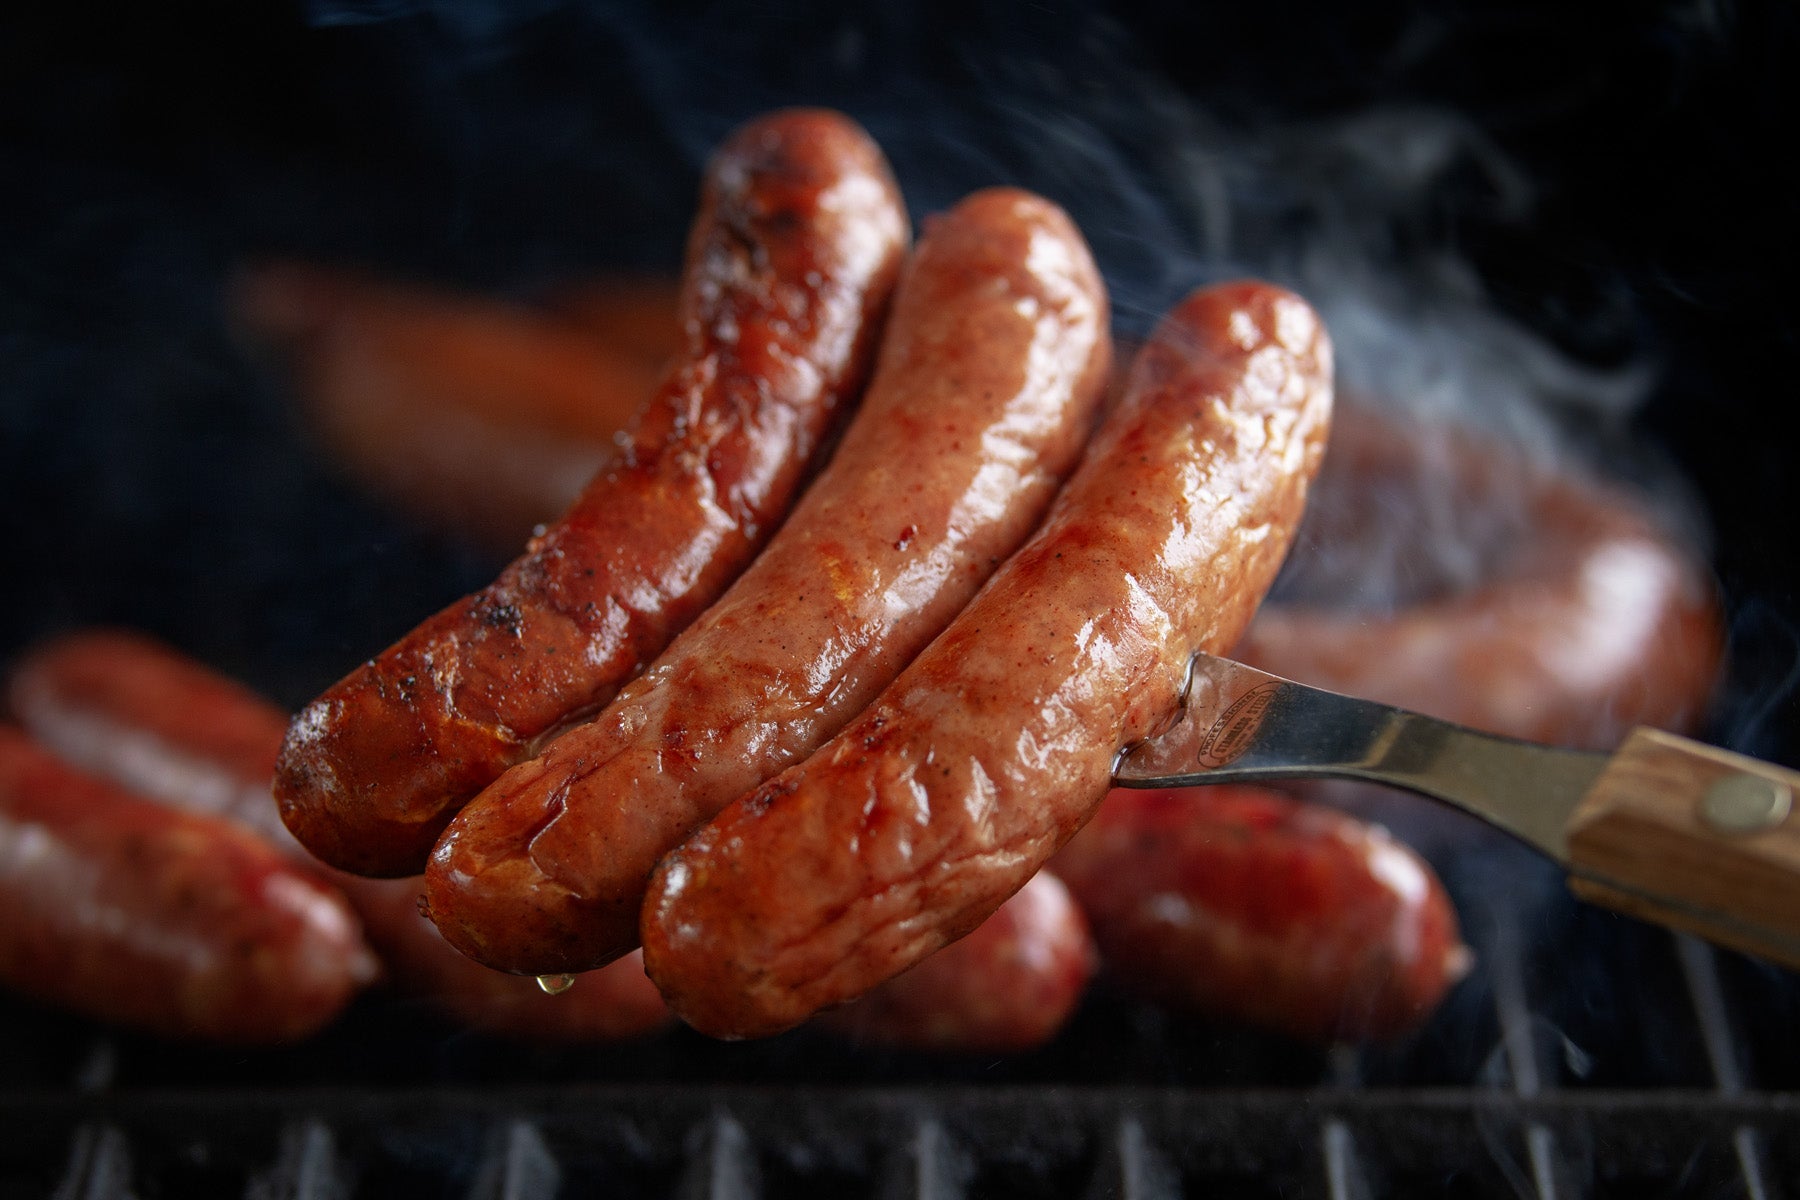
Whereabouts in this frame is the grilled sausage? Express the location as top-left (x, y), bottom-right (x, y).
top-left (641, 280), bottom-right (1334, 1038)
top-left (815, 870), bottom-right (1095, 1053)
top-left (274, 108), bottom-right (909, 877)
top-left (425, 188), bottom-right (1111, 975)
top-left (1238, 402), bottom-right (1723, 750)
top-left (8, 630), bottom-right (670, 1041)
top-left (0, 726), bottom-right (376, 1042)
top-left (1052, 787), bottom-right (1468, 1042)
top-left (232, 263), bottom-right (676, 550)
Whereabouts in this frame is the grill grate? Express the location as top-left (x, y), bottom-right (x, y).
top-left (6, 838), bottom-right (1798, 1198)
top-left (15, 1088), bottom-right (1800, 1199)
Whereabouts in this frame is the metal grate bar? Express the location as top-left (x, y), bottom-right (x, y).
top-left (1525, 1122), bottom-right (1569, 1200)
top-left (880, 1117), bottom-right (969, 1200)
top-left (52, 1124), bottom-right (133, 1200)
top-left (247, 1119), bottom-right (342, 1200)
top-left (1321, 1118), bottom-right (1370, 1200)
top-left (1732, 1127), bottom-right (1774, 1200)
top-left (1676, 935), bottom-right (1778, 1200)
top-left (467, 1119), bottom-right (560, 1200)
top-left (1678, 936), bottom-right (1750, 1095)
top-left (1491, 917), bottom-right (1546, 1099)
top-left (1094, 1117), bottom-right (1177, 1200)
top-left (1490, 915), bottom-right (1584, 1199)
top-left (679, 1112), bottom-right (757, 1200)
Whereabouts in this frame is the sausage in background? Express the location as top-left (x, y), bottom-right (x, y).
top-left (7, 630), bottom-right (670, 1041)
top-left (231, 263), bottom-right (678, 551)
top-left (1238, 402), bottom-right (1723, 751)
top-left (1052, 786), bottom-right (1469, 1043)
top-left (0, 726), bottom-right (377, 1043)
top-left (815, 870), bottom-right (1096, 1053)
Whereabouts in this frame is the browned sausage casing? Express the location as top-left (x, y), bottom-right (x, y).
top-left (0, 726), bottom-right (377, 1043)
top-left (1052, 786), bottom-right (1468, 1042)
top-left (425, 188), bottom-right (1111, 975)
top-left (815, 870), bottom-right (1096, 1053)
top-left (641, 280), bottom-right (1334, 1039)
top-left (274, 109), bottom-right (909, 877)
top-left (8, 630), bottom-right (671, 1041)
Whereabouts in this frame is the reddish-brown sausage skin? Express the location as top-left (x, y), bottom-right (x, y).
top-left (9, 629), bottom-right (295, 832)
top-left (641, 281), bottom-right (1334, 1039)
top-left (0, 727), bottom-right (376, 1043)
top-left (426, 188), bottom-right (1111, 975)
top-left (816, 870), bottom-right (1096, 1053)
top-left (1052, 787), bottom-right (1468, 1042)
top-left (274, 109), bottom-right (909, 877)
top-left (231, 263), bottom-right (671, 551)
top-left (1237, 404), bottom-right (1723, 750)
top-left (8, 630), bottom-right (670, 1041)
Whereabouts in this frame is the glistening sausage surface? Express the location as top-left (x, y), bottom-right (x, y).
top-left (0, 726), bottom-right (376, 1042)
top-left (8, 630), bottom-right (671, 1041)
top-left (641, 280), bottom-right (1334, 1038)
top-left (1051, 787), bottom-right (1469, 1042)
top-left (426, 188), bottom-right (1111, 975)
top-left (274, 109), bottom-right (908, 876)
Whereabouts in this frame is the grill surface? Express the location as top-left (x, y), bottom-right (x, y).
top-left (4, 2), bottom-right (1798, 1196)
top-left (6, 843), bottom-right (1799, 1196)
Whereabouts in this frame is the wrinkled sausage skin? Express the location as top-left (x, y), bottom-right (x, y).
top-left (641, 280), bottom-right (1334, 1039)
top-left (0, 727), bottom-right (377, 1043)
top-left (1053, 787), bottom-right (1469, 1042)
top-left (425, 188), bottom-right (1111, 975)
top-left (274, 109), bottom-right (909, 877)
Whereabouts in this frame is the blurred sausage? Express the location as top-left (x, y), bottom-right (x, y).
top-left (274, 108), bottom-right (910, 877)
top-left (426, 187), bottom-right (1110, 975)
top-left (8, 629), bottom-right (670, 1041)
top-left (1052, 786), bottom-right (1469, 1042)
top-left (816, 871), bottom-right (1096, 1053)
top-left (232, 263), bottom-right (676, 550)
top-left (542, 275), bottom-right (682, 363)
top-left (641, 280), bottom-right (1334, 1038)
top-left (1239, 402), bottom-right (1723, 749)
top-left (0, 726), bottom-right (376, 1043)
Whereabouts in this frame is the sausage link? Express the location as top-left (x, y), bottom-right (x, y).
top-left (641, 280), bottom-right (1334, 1038)
top-left (426, 188), bottom-right (1111, 974)
top-left (274, 109), bottom-right (909, 877)
top-left (8, 630), bottom-right (671, 1041)
top-left (1237, 402), bottom-right (1723, 750)
top-left (1052, 787), bottom-right (1468, 1042)
top-left (232, 263), bottom-right (675, 550)
top-left (815, 870), bottom-right (1095, 1053)
top-left (9, 629), bottom-right (294, 835)
top-left (0, 726), bottom-right (377, 1042)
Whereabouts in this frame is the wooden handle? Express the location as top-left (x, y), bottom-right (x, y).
top-left (1566, 727), bottom-right (1800, 969)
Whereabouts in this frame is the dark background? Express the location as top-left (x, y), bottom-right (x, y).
top-left (1, 6), bottom-right (1800, 1157)
top-left (1, 0), bottom-right (1795, 761)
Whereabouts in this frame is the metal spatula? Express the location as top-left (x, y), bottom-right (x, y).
top-left (1113, 651), bottom-right (1800, 969)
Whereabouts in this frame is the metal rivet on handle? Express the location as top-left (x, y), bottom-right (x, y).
top-left (1701, 773), bottom-right (1792, 834)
